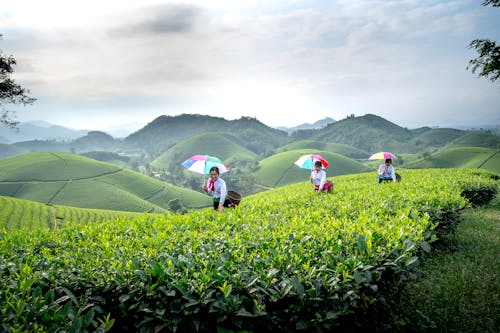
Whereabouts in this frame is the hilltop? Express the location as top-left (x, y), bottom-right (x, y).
top-left (125, 114), bottom-right (289, 156)
top-left (2, 113), bottom-right (498, 159)
top-left (0, 152), bottom-right (211, 212)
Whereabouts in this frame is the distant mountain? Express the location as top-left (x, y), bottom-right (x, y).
top-left (0, 121), bottom-right (89, 143)
top-left (100, 122), bottom-right (146, 138)
top-left (125, 114), bottom-right (290, 156)
top-left (0, 120), bottom-right (142, 144)
top-left (279, 117), bottom-right (336, 132)
top-left (300, 114), bottom-right (477, 153)
top-left (2, 131), bottom-right (125, 157)
top-left (2, 113), bottom-right (498, 163)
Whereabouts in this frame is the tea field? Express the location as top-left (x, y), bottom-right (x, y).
top-left (0, 168), bottom-right (497, 332)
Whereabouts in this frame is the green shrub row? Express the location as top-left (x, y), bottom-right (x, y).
top-left (0, 169), bottom-right (497, 332)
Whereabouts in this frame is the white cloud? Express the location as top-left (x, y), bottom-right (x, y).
top-left (2, 0), bottom-right (499, 130)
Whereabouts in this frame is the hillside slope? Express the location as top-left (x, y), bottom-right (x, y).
top-left (0, 195), bottom-right (149, 231)
top-left (125, 114), bottom-right (289, 156)
top-left (151, 132), bottom-right (259, 171)
top-left (404, 147), bottom-right (500, 173)
top-left (0, 152), bottom-right (211, 212)
top-left (253, 149), bottom-right (370, 187)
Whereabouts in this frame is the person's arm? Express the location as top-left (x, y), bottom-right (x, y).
top-left (218, 179), bottom-right (227, 211)
top-left (378, 164), bottom-right (385, 175)
top-left (390, 166), bottom-right (396, 181)
top-left (204, 179), bottom-right (214, 195)
top-left (319, 170), bottom-right (327, 189)
top-left (219, 180), bottom-right (227, 203)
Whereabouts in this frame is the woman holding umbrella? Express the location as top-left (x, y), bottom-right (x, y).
top-left (310, 160), bottom-right (329, 194)
top-left (202, 166), bottom-right (231, 211)
top-left (378, 158), bottom-right (396, 183)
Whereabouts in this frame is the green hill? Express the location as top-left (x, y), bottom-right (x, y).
top-left (80, 151), bottom-right (132, 168)
top-left (0, 195), bottom-right (151, 231)
top-left (126, 114), bottom-right (289, 156)
top-left (0, 152), bottom-right (211, 212)
top-left (309, 114), bottom-right (415, 153)
top-left (410, 127), bottom-right (467, 149)
top-left (151, 132), bottom-right (259, 171)
top-left (253, 149), bottom-right (370, 187)
top-left (291, 114), bottom-right (479, 155)
top-left (277, 140), bottom-right (369, 159)
top-left (405, 146), bottom-right (500, 173)
top-left (448, 130), bottom-right (499, 148)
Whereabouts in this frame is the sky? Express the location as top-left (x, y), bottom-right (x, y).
top-left (1, 0), bottom-right (499, 132)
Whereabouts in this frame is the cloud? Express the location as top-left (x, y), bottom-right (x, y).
top-left (109, 4), bottom-right (204, 36)
top-left (2, 0), bottom-right (499, 130)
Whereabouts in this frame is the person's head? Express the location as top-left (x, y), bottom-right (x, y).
top-left (314, 160), bottom-right (322, 170)
top-left (385, 158), bottom-right (392, 165)
top-left (209, 166), bottom-right (220, 180)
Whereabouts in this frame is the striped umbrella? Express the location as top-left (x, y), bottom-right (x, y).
top-left (294, 154), bottom-right (329, 170)
top-left (181, 155), bottom-right (228, 175)
top-left (368, 152), bottom-right (397, 160)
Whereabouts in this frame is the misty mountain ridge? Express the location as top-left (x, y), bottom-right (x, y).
top-left (0, 121), bottom-right (89, 144)
top-left (1, 113), bottom-right (498, 159)
top-left (277, 117), bottom-right (336, 132)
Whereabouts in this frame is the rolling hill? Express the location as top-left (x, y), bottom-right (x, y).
top-left (150, 132), bottom-right (259, 171)
top-left (277, 140), bottom-right (369, 159)
top-left (0, 195), bottom-right (151, 231)
top-left (125, 114), bottom-right (290, 156)
top-left (309, 114), bottom-right (415, 153)
top-left (447, 131), bottom-right (499, 148)
top-left (0, 152), bottom-right (211, 212)
top-left (253, 149), bottom-right (371, 187)
top-left (409, 127), bottom-right (466, 149)
top-left (404, 146), bottom-right (500, 172)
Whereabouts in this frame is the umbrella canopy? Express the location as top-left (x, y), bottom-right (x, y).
top-left (294, 154), bottom-right (329, 170)
top-left (181, 155), bottom-right (228, 175)
top-left (368, 151), bottom-right (397, 160)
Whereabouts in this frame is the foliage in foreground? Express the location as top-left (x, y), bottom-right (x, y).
top-left (0, 169), bottom-right (497, 332)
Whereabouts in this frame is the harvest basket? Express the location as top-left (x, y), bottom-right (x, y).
top-left (327, 180), bottom-right (334, 193)
top-left (227, 190), bottom-right (242, 206)
top-left (396, 173), bottom-right (402, 182)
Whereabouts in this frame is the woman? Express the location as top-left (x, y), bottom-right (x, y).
top-left (378, 158), bottom-right (396, 183)
top-left (202, 166), bottom-right (230, 211)
top-left (310, 160), bottom-right (329, 194)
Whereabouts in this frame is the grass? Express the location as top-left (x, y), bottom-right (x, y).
top-left (393, 195), bottom-right (500, 332)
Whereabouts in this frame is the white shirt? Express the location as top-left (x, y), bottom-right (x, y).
top-left (378, 164), bottom-right (396, 181)
top-left (207, 178), bottom-right (227, 202)
top-left (310, 169), bottom-right (327, 189)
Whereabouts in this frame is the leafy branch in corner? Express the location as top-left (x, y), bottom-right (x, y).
top-left (0, 34), bottom-right (36, 128)
top-left (466, 0), bottom-right (500, 83)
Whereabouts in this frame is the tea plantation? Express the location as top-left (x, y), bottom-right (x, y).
top-left (0, 168), bottom-right (497, 332)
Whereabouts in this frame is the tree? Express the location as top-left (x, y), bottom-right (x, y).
top-left (467, 1), bottom-right (500, 83)
top-left (1, 34), bottom-right (36, 128)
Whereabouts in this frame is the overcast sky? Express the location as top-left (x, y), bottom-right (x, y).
top-left (1, 0), bottom-right (499, 131)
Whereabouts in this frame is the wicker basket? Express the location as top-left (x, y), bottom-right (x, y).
top-left (227, 190), bottom-right (242, 205)
top-left (327, 180), bottom-right (334, 193)
top-left (395, 173), bottom-right (402, 182)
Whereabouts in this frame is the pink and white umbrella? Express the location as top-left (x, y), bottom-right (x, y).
top-left (368, 152), bottom-right (397, 160)
top-left (181, 155), bottom-right (228, 175)
top-left (294, 154), bottom-right (329, 170)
